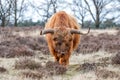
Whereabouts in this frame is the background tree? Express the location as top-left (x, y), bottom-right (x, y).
top-left (29, 0), bottom-right (52, 25)
top-left (0, 0), bottom-right (13, 27)
top-left (29, 0), bottom-right (67, 26)
top-left (50, 0), bottom-right (67, 14)
top-left (12, 0), bottom-right (28, 27)
top-left (103, 18), bottom-right (116, 28)
top-left (0, 0), bottom-right (119, 28)
top-left (50, 0), bottom-right (57, 13)
top-left (71, 0), bottom-right (88, 28)
top-left (113, 0), bottom-right (120, 23)
top-left (84, 0), bottom-right (113, 28)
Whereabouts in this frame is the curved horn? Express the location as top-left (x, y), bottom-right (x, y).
top-left (40, 29), bottom-right (54, 35)
top-left (70, 27), bottom-right (90, 35)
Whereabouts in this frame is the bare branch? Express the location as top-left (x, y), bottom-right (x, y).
top-left (84, 0), bottom-right (96, 22)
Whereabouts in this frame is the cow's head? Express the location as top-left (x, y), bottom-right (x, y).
top-left (40, 27), bottom-right (90, 54)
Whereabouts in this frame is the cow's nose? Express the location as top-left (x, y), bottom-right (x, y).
top-left (61, 51), bottom-right (66, 54)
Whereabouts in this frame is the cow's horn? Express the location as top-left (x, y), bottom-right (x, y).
top-left (40, 29), bottom-right (54, 35)
top-left (70, 27), bottom-right (90, 35)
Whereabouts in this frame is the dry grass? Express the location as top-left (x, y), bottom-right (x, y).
top-left (0, 27), bottom-right (120, 80)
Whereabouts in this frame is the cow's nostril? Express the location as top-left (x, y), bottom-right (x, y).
top-left (58, 42), bottom-right (62, 45)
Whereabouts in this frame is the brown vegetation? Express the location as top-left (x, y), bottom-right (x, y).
top-left (76, 62), bottom-right (97, 72)
top-left (15, 58), bottom-right (42, 70)
top-left (111, 52), bottom-right (120, 64)
top-left (0, 27), bottom-right (120, 80)
top-left (0, 27), bottom-right (120, 58)
top-left (45, 61), bottom-right (67, 75)
top-left (95, 69), bottom-right (119, 79)
top-left (0, 27), bottom-right (49, 57)
top-left (21, 70), bottom-right (48, 79)
top-left (14, 59), bottom-right (67, 80)
top-left (0, 67), bottom-right (7, 73)
top-left (76, 31), bottom-right (120, 54)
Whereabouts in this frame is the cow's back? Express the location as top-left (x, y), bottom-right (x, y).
top-left (45, 11), bottom-right (80, 29)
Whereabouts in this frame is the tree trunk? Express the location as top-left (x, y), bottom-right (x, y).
top-left (14, 0), bottom-right (17, 27)
top-left (95, 21), bottom-right (100, 29)
top-left (95, 16), bottom-right (100, 29)
top-left (53, 2), bottom-right (56, 13)
top-left (1, 17), bottom-right (6, 27)
top-left (95, 9), bottom-right (100, 29)
top-left (14, 14), bottom-right (17, 27)
top-left (81, 16), bottom-right (84, 28)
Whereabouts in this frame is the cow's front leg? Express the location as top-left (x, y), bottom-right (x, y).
top-left (59, 58), bottom-right (69, 66)
top-left (59, 53), bottom-right (70, 66)
top-left (54, 56), bottom-right (59, 62)
top-left (48, 46), bottom-right (59, 63)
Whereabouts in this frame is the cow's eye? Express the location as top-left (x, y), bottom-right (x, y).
top-left (53, 37), bottom-right (57, 41)
top-left (66, 43), bottom-right (69, 46)
top-left (69, 38), bottom-right (72, 41)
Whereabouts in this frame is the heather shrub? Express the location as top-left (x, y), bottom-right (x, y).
top-left (16, 37), bottom-right (49, 54)
top-left (9, 45), bottom-right (34, 57)
top-left (45, 61), bottom-right (67, 75)
top-left (15, 58), bottom-right (42, 70)
top-left (95, 69), bottom-right (119, 79)
top-left (0, 45), bottom-right (10, 57)
top-left (0, 44), bottom-right (34, 58)
top-left (0, 67), bottom-right (7, 73)
top-left (104, 42), bottom-right (120, 53)
top-left (76, 42), bottom-right (101, 54)
top-left (76, 35), bottom-right (101, 54)
top-left (111, 52), bottom-right (120, 64)
top-left (76, 32), bottom-right (120, 54)
top-left (16, 37), bottom-right (38, 50)
top-left (76, 62), bottom-right (97, 72)
top-left (1, 27), bottom-right (120, 56)
top-left (21, 70), bottom-right (48, 79)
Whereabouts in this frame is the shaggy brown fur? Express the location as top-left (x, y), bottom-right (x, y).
top-left (45, 11), bottom-right (80, 66)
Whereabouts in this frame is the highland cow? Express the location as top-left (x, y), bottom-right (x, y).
top-left (40, 11), bottom-right (90, 66)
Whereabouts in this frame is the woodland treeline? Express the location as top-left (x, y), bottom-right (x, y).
top-left (0, 0), bottom-right (120, 28)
